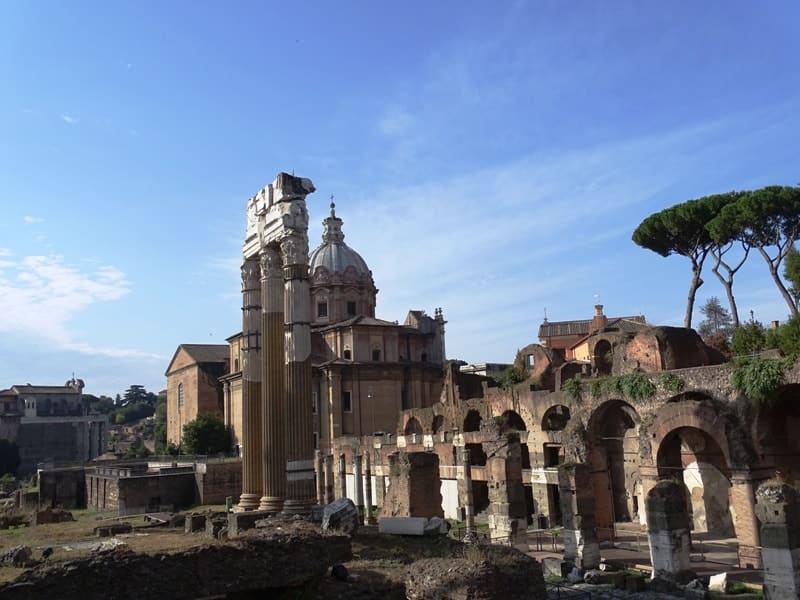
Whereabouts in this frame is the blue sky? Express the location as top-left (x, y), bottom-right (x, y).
top-left (1, 1), bottom-right (799, 397)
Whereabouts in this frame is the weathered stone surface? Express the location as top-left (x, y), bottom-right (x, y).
top-left (0, 530), bottom-right (351, 600)
top-left (378, 516), bottom-right (427, 535)
top-left (322, 497), bottom-right (359, 534)
top-left (381, 451), bottom-right (444, 519)
top-left (34, 507), bottom-right (74, 525)
top-left (424, 516), bottom-right (447, 535)
top-left (405, 546), bottom-right (546, 600)
top-left (0, 546), bottom-right (33, 567)
top-left (540, 557), bottom-right (563, 579)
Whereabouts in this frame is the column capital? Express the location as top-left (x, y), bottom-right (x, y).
top-left (260, 246), bottom-right (283, 280)
top-left (241, 258), bottom-right (260, 291)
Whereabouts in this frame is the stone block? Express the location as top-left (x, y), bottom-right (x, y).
top-left (708, 572), bottom-right (729, 593)
top-left (378, 517), bottom-right (427, 535)
top-left (185, 513), bottom-right (206, 533)
top-left (423, 516), bottom-right (447, 535)
top-left (227, 509), bottom-right (273, 538)
top-left (322, 497), bottom-right (359, 535)
top-left (540, 557), bottom-right (563, 579)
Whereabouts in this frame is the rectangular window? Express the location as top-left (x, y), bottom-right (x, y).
top-left (342, 390), bottom-right (352, 413)
top-left (313, 432), bottom-right (319, 449)
top-left (372, 349), bottom-right (381, 361)
top-left (544, 445), bottom-right (562, 468)
top-left (347, 301), bottom-right (357, 316)
top-left (317, 302), bottom-right (328, 317)
top-left (312, 391), bottom-right (318, 414)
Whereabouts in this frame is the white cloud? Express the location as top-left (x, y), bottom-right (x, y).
top-left (377, 107), bottom-right (415, 136)
top-left (61, 115), bottom-right (79, 124)
top-left (23, 216), bottom-right (43, 225)
top-left (0, 254), bottom-right (148, 358)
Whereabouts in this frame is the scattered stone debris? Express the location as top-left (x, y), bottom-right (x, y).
top-left (33, 507), bottom-right (74, 525)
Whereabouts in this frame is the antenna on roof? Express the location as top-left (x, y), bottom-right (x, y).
top-left (543, 307), bottom-right (548, 323)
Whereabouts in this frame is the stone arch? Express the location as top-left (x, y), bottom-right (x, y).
top-left (650, 401), bottom-right (733, 469)
top-left (463, 409), bottom-right (482, 432)
top-left (656, 426), bottom-right (734, 536)
top-left (587, 400), bottom-right (641, 529)
top-left (500, 410), bottom-right (530, 468)
top-left (541, 404), bottom-right (571, 431)
top-left (404, 417), bottom-right (423, 436)
top-left (500, 410), bottom-right (526, 431)
top-left (593, 339), bottom-right (613, 375)
top-left (431, 414), bottom-right (446, 434)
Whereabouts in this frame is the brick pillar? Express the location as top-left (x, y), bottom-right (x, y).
top-left (645, 479), bottom-right (690, 578)
top-left (323, 454), bottom-right (334, 505)
top-left (353, 453), bottom-right (364, 520)
top-left (486, 433), bottom-right (527, 546)
top-left (259, 247), bottom-right (285, 511)
top-left (281, 231), bottom-right (315, 515)
top-left (458, 447), bottom-right (476, 533)
top-left (755, 480), bottom-right (800, 599)
top-left (731, 471), bottom-right (762, 568)
top-left (236, 257), bottom-right (263, 511)
top-left (381, 451), bottom-right (444, 518)
top-left (314, 450), bottom-right (325, 506)
top-left (363, 452), bottom-right (374, 524)
top-left (558, 463), bottom-right (600, 570)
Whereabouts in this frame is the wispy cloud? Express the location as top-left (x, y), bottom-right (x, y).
top-left (61, 115), bottom-right (79, 125)
top-left (377, 107), bottom-right (415, 136)
top-left (0, 254), bottom-right (154, 359)
top-left (23, 215), bottom-right (43, 225)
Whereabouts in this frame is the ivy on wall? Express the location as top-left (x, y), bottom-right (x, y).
top-left (731, 357), bottom-right (789, 403)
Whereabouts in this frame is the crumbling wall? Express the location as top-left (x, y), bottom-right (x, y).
top-left (380, 451), bottom-right (443, 518)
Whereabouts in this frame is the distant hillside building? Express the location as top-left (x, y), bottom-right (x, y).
top-left (0, 378), bottom-right (107, 474)
top-left (164, 344), bottom-right (229, 447)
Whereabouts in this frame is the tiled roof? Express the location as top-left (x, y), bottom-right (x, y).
top-left (538, 315), bottom-right (646, 339)
top-left (179, 344), bottom-right (229, 364)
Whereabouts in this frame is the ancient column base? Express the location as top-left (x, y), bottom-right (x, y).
top-left (235, 493), bottom-right (261, 512)
top-left (282, 498), bottom-right (313, 516)
top-left (258, 496), bottom-right (284, 512)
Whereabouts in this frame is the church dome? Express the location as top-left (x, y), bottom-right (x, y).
top-left (309, 202), bottom-right (371, 278)
top-left (309, 201), bottom-right (377, 324)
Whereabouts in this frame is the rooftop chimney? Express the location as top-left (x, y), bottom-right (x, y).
top-left (590, 304), bottom-right (608, 334)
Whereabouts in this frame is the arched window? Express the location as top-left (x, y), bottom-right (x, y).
top-left (177, 383), bottom-right (184, 409)
top-left (343, 347), bottom-right (352, 360)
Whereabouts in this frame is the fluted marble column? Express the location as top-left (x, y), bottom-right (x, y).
top-left (281, 231), bottom-right (315, 515)
top-left (237, 257), bottom-right (263, 511)
top-left (259, 246), bottom-right (286, 511)
top-left (363, 452), bottom-right (374, 525)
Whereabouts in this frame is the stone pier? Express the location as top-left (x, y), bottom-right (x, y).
top-left (236, 257), bottom-right (263, 511)
top-left (486, 433), bottom-right (527, 546)
top-left (558, 463), bottom-right (600, 570)
top-left (259, 246), bottom-right (285, 511)
top-left (363, 452), bottom-right (374, 524)
top-left (314, 450), bottom-right (325, 506)
top-left (755, 480), bottom-right (800, 599)
top-left (380, 451), bottom-right (443, 518)
top-left (645, 479), bottom-right (691, 578)
top-left (323, 454), bottom-right (334, 505)
top-left (336, 454), bottom-right (347, 500)
top-left (458, 446), bottom-right (476, 535)
top-left (353, 454), bottom-right (364, 521)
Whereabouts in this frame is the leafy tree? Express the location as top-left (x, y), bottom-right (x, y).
top-left (732, 320), bottom-right (767, 355)
top-left (0, 440), bottom-right (20, 477)
top-left (697, 297), bottom-right (733, 340)
top-left (181, 415), bottom-right (231, 455)
top-left (766, 315), bottom-right (800, 358)
top-left (153, 392), bottom-right (168, 453)
top-left (122, 385), bottom-right (157, 407)
top-left (784, 245), bottom-right (800, 306)
top-left (112, 401), bottom-right (155, 425)
top-left (633, 194), bottom-right (737, 328)
top-left (711, 186), bottom-right (800, 317)
top-left (496, 366), bottom-right (525, 389)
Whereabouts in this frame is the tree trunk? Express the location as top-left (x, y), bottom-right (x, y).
top-left (685, 264), bottom-right (704, 328)
top-left (757, 247), bottom-right (799, 317)
top-left (711, 261), bottom-right (740, 328)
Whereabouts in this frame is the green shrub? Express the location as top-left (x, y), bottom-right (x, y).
top-left (657, 372), bottom-right (685, 394)
top-left (732, 358), bottom-right (788, 403)
top-left (561, 378), bottom-right (581, 402)
top-left (619, 373), bottom-right (656, 403)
